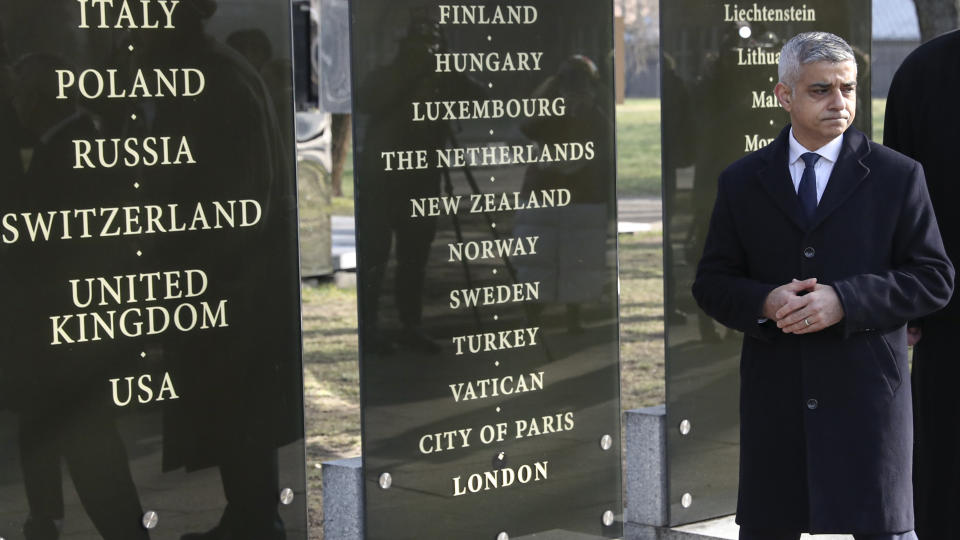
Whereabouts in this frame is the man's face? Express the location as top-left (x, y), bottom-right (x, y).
top-left (774, 60), bottom-right (857, 149)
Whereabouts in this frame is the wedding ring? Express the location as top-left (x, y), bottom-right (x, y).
top-left (804, 318), bottom-right (811, 327)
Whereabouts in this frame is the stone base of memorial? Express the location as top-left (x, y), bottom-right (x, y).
top-left (322, 458), bottom-right (364, 539)
top-left (321, 409), bottom-right (860, 540)
top-left (621, 408), bottom-right (854, 540)
top-left (625, 517), bottom-right (852, 540)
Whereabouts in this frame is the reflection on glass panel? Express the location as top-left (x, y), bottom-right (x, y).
top-left (351, 1), bottom-right (622, 539)
top-left (661, 0), bottom-right (871, 526)
top-left (0, 1), bottom-right (306, 538)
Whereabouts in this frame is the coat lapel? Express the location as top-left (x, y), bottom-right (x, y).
top-left (810, 128), bottom-right (871, 230)
top-left (758, 126), bottom-right (807, 231)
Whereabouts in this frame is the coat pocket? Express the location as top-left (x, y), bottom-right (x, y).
top-left (864, 331), bottom-right (902, 395)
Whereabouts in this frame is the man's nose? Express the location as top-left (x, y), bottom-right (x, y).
top-left (827, 88), bottom-right (845, 109)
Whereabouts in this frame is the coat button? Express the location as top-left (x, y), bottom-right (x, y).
top-left (803, 247), bottom-right (816, 259)
top-left (806, 399), bottom-right (819, 410)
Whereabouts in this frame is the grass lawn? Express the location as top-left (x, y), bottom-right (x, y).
top-left (301, 283), bottom-right (362, 536)
top-left (616, 99), bottom-right (662, 198)
top-left (873, 97), bottom-right (886, 142)
top-left (330, 150), bottom-right (354, 216)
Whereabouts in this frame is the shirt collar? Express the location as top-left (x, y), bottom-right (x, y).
top-left (788, 127), bottom-right (844, 165)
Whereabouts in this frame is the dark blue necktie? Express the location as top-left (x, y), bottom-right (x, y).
top-left (798, 152), bottom-right (821, 222)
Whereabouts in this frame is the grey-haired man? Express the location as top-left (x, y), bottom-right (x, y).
top-left (693, 31), bottom-right (953, 540)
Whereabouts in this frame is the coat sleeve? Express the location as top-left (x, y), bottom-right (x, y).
top-left (831, 162), bottom-right (954, 335)
top-left (691, 172), bottom-right (778, 340)
top-left (882, 57), bottom-right (916, 158)
top-left (883, 58), bottom-right (925, 330)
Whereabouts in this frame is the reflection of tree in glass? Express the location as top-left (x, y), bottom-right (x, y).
top-left (617, 0), bottom-right (660, 94)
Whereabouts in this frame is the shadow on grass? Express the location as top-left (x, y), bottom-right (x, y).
top-left (619, 313), bottom-right (665, 325)
top-left (302, 327), bottom-right (360, 339)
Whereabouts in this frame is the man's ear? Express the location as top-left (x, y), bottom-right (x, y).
top-left (774, 82), bottom-right (792, 112)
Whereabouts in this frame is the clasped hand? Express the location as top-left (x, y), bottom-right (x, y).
top-left (762, 278), bottom-right (845, 334)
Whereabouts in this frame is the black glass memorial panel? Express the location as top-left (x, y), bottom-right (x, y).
top-left (660, 1), bottom-right (871, 526)
top-left (0, 1), bottom-right (306, 538)
top-left (350, 2), bottom-right (622, 538)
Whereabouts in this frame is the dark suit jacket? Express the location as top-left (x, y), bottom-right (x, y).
top-left (692, 125), bottom-right (954, 533)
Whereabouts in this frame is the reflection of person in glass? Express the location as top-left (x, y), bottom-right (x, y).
top-left (687, 23), bottom-right (782, 342)
top-left (355, 14), bottom-right (482, 353)
top-left (0, 28), bottom-right (23, 185)
top-left (226, 28), bottom-right (294, 139)
top-left (693, 33), bottom-right (952, 540)
top-left (4, 53), bottom-right (149, 540)
top-left (660, 53), bottom-right (694, 327)
top-left (131, 1), bottom-right (301, 539)
top-left (514, 55), bottom-right (612, 333)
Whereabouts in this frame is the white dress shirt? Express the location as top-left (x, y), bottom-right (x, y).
top-left (787, 128), bottom-right (844, 203)
top-left (757, 130), bottom-right (845, 323)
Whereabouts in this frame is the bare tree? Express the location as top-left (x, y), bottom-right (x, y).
top-left (621, 0), bottom-right (659, 86)
top-left (913, 0), bottom-right (960, 42)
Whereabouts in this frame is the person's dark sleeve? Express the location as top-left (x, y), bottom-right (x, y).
top-left (831, 162), bottom-right (954, 336)
top-left (883, 57), bottom-right (925, 333)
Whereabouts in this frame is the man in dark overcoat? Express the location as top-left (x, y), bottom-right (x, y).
top-left (693, 32), bottom-right (954, 539)
top-left (883, 29), bottom-right (960, 540)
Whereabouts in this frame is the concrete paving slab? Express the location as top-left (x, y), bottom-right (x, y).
top-left (673, 515), bottom-right (853, 540)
